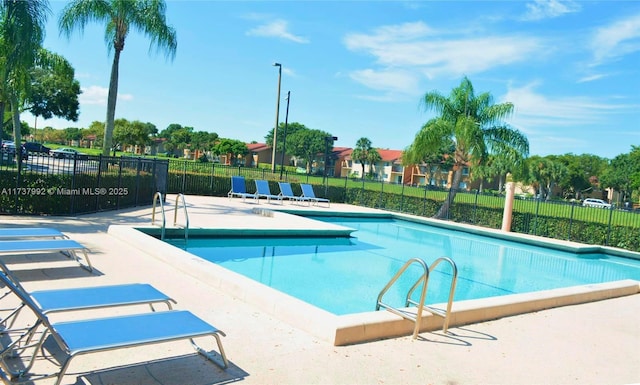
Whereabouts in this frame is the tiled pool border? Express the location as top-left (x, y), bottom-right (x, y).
top-left (108, 211), bottom-right (640, 346)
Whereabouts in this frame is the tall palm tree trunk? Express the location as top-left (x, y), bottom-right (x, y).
top-left (103, 49), bottom-right (121, 156)
top-left (434, 168), bottom-right (462, 219)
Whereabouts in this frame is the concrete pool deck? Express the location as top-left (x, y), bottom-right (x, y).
top-left (1, 195), bottom-right (639, 385)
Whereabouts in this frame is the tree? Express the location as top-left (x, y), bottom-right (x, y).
top-left (113, 119), bottom-right (157, 152)
top-left (352, 137), bottom-right (376, 179)
top-left (406, 77), bottom-right (529, 218)
top-left (212, 138), bottom-right (248, 166)
top-left (555, 153), bottom-right (608, 199)
top-left (0, 0), bottom-right (49, 147)
top-left (59, 0), bottom-right (177, 156)
top-left (159, 124), bottom-right (193, 154)
top-left (600, 147), bottom-right (640, 204)
top-left (264, 122), bottom-right (308, 153)
top-left (24, 49), bottom-right (81, 125)
top-left (64, 126), bottom-right (82, 144)
top-left (191, 130), bottom-right (218, 154)
top-left (523, 156), bottom-right (568, 200)
top-left (366, 148), bottom-right (382, 179)
top-left (287, 129), bottom-right (332, 174)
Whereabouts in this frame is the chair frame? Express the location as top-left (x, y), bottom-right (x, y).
top-left (278, 182), bottom-right (310, 205)
top-left (254, 180), bottom-right (283, 204)
top-left (300, 184), bottom-right (330, 207)
top-left (0, 239), bottom-right (93, 272)
top-left (228, 175), bottom-right (257, 202)
top-left (0, 228), bottom-right (67, 240)
top-left (0, 271), bottom-right (228, 385)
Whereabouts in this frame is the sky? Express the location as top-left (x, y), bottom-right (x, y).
top-left (28, 0), bottom-right (640, 160)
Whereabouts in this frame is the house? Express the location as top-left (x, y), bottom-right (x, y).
top-left (340, 149), bottom-right (406, 183)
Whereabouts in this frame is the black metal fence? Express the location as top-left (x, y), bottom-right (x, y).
top-left (163, 160), bottom-right (640, 251)
top-left (0, 151), bottom-right (168, 215)
top-left (3, 154), bottom-right (639, 251)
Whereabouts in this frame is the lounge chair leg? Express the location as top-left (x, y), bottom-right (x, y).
top-left (190, 334), bottom-right (229, 369)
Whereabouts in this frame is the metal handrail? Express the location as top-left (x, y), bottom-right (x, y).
top-left (173, 193), bottom-right (190, 242)
top-left (151, 192), bottom-right (166, 241)
top-left (406, 256), bottom-right (458, 333)
top-left (376, 258), bottom-right (429, 339)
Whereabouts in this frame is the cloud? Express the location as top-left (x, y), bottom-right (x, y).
top-left (590, 13), bottom-right (640, 65)
top-left (577, 73), bottom-right (608, 83)
top-left (502, 82), bottom-right (633, 131)
top-left (349, 68), bottom-right (421, 96)
top-left (521, 0), bottom-right (581, 21)
top-left (344, 21), bottom-right (543, 94)
top-left (246, 19), bottom-right (309, 43)
top-left (80, 85), bottom-right (133, 105)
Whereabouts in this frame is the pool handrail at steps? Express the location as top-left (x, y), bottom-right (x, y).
top-left (151, 192), bottom-right (190, 242)
top-left (376, 258), bottom-right (429, 339)
top-left (406, 257), bottom-right (458, 333)
top-left (151, 192), bottom-right (166, 240)
top-left (173, 193), bottom-right (190, 243)
top-left (376, 257), bottom-right (458, 338)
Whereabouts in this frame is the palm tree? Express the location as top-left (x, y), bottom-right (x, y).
top-left (0, 0), bottom-right (49, 145)
top-left (59, 0), bottom-right (177, 156)
top-left (406, 77), bottom-right (529, 219)
top-left (352, 137), bottom-right (379, 179)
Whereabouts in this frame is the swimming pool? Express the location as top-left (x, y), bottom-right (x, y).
top-left (168, 216), bottom-right (640, 316)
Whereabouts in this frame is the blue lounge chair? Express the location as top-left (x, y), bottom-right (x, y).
top-left (255, 180), bottom-right (282, 204)
top-left (300, 183), bottom-right (330, 207)
top-left (0, 260), bottom-right (174, 316)
top-left (278, 182), bottom-right (310, 205)
top-left (0, 271), bottom-right (228, 384)
top-left (0, 239), bottom-right (93, 271)
top-left (228, 175), bottom-right (257, 202)
top-left (0, 227), bottom-right (67, 240)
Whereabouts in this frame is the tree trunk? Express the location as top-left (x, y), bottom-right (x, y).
top-left (434, 168), bottom-right (462, 219)
top-left (9, 94), bottom-right (21, 146)
top-left (103, 48), bottom-right (121, 156)
top-left (361, 163), bottom-right (365, 179)
top-left (0, 101), bottom-right (5, 140)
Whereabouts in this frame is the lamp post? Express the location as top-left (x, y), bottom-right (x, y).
top-left (279, 91), bottom-right (291, 180)
top-left (271, 63), bottom-right (282, 173)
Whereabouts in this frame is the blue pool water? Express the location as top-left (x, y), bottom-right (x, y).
top-left (168, 217), bottom-right (640, 315)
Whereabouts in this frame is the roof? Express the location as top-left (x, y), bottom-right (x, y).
top-left (247, 143), bottom-right (270, 152)
top-left (377, 149), bottom-right (403, 162)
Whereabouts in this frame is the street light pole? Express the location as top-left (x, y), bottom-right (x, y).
top-left (271, 63), bottom-right (282, 173)
top-left (279, 91), bottom-right (291, 180)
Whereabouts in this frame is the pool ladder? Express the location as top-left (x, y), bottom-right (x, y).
top-left (151, 192), bottom-right (190, 242)
top-left (376, 257), bottom-right (458, 339)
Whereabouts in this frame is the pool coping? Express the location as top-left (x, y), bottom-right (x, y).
top-left (108, 212), bottom-right (640, 346)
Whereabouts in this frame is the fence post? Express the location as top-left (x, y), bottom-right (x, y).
top-left (606, 206), bottom-right (614, 246)
top-left (95, 154), bottom-right (103, 212)
top-left (533, 198), bottom-right (540, 235)
top-left (423, 185), bottom-right (428, 216)
top-left (400, 182), bottom-right (405, 212)
top-left (181, 161), bottom-right (187, 193)
top-left (473, 190), bottom-right (479, 224)
top-left (568, 203), bottom-right (575, 241)
top-left (70, 156), bottom-right (78, 215)
top-left (134, 157), bottom-right (141, 206)
top-left (378, 179), bottom-right (384, 209)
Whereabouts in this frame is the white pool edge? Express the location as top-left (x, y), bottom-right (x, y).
top-left (108, 224), bottom-right (640, 346)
